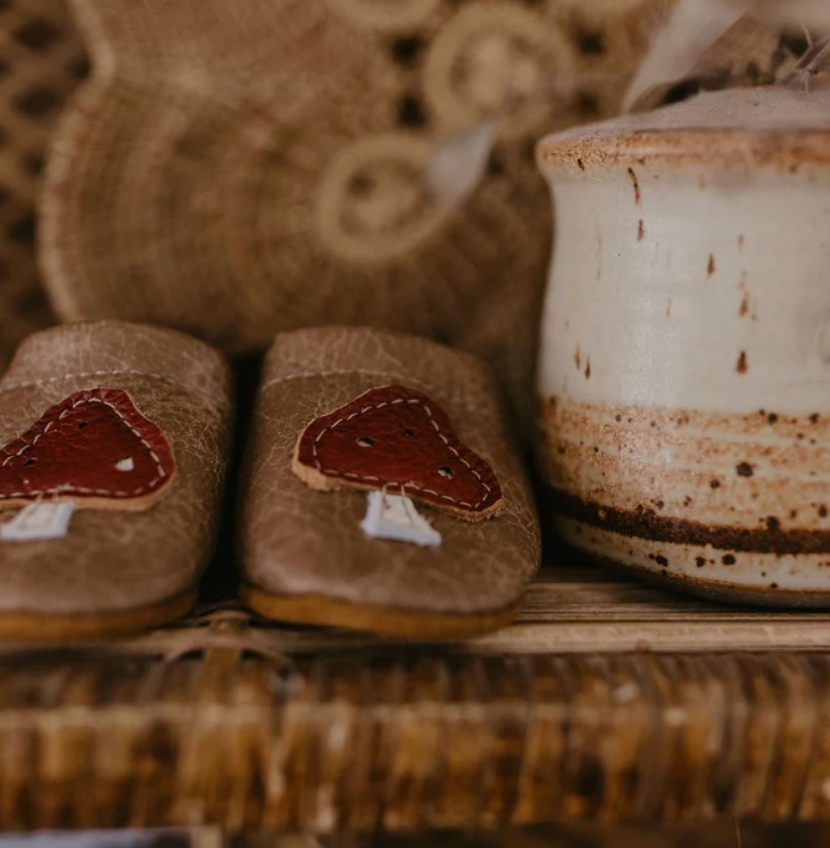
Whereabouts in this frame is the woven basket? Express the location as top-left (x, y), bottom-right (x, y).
top-left (2, 562), bottom-right (830, 832)
top-left (0, 0), bottom-right (85, 369)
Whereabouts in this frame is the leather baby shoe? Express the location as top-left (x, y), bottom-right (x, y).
top-left (39, 0), bottom-right (668, 435)
top-left (240, 326), bottom-right (540, 638)
top-left (0, 321), bottom-right (231, 640)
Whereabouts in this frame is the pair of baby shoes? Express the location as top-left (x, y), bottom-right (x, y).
top-left (0, 321), bottom-right (540, 640)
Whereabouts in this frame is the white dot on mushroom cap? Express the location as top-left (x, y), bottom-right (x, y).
top-left (115, 457), bottom-right (135, 472)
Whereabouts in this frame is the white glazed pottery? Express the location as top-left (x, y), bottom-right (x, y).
top-left (536, 83), bottom-right (830, 606)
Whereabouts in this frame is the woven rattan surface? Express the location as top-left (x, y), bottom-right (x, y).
top-left (0, 0), bottom-right (85, 368)
top-left (0, 0), bottom-right (804, 386)
top-left (242, 824), bottom-right (830, 847)
top-left (1, 561), bottom-right (830, 833)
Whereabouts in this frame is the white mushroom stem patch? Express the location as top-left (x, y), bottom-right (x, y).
top-left (1, 500), bottom-right (75, 542)
top-left (361, 490), bottom-right (441, 547)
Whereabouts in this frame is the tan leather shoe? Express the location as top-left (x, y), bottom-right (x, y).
top-left (0, 321), bottom-right (232, 640)
top-left (240, 327), bottom-right (540, 638)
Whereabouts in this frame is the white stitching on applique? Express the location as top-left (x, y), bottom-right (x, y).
top-left (0, 395), bottom-right (169, 500)
top-left (310, 390), bottom-right (493, 509)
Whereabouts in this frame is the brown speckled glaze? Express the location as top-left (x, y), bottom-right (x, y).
top-left (540, 397), bottom-right (830, 604)
top-left (536, 84), bottom-right (830, 605)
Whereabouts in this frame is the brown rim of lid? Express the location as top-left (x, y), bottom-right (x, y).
top-left (537, 85), bottom-right (830, 171)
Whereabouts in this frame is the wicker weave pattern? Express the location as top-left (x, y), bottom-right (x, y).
top-left (2, 634), bottom-right (830, 831)
top-left (2, 562), bottom-right (830, 832)
top-left (38, 0), bottom-right (676, 433)
top-left (0, 0), bottom-right (85, 369)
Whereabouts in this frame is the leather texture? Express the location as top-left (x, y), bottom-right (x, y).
top-left (0, 321), bottom-right (231, 614)
top-left (242, 326), bottom-right (540, 617)
top-left (0, 387), bottom-right (176, 510)
top-left (293, 384), bottom-right (502, 520)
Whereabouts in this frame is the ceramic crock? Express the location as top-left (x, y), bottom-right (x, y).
top-left (536, 83), bottom-right (830, 605)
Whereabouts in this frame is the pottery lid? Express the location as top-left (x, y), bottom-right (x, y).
top-left (537, 83), bottom-right (830, 171)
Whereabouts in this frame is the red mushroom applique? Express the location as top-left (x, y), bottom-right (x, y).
top-left (292, 385), bottom-right (502, 522)
top-left (0, 388), bottom-right (175, 512)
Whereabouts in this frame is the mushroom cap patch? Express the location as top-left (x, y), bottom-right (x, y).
top-left (0, 388), bottom-right (175, 511)
top-left (292, 384), bottom-right (502, 521)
